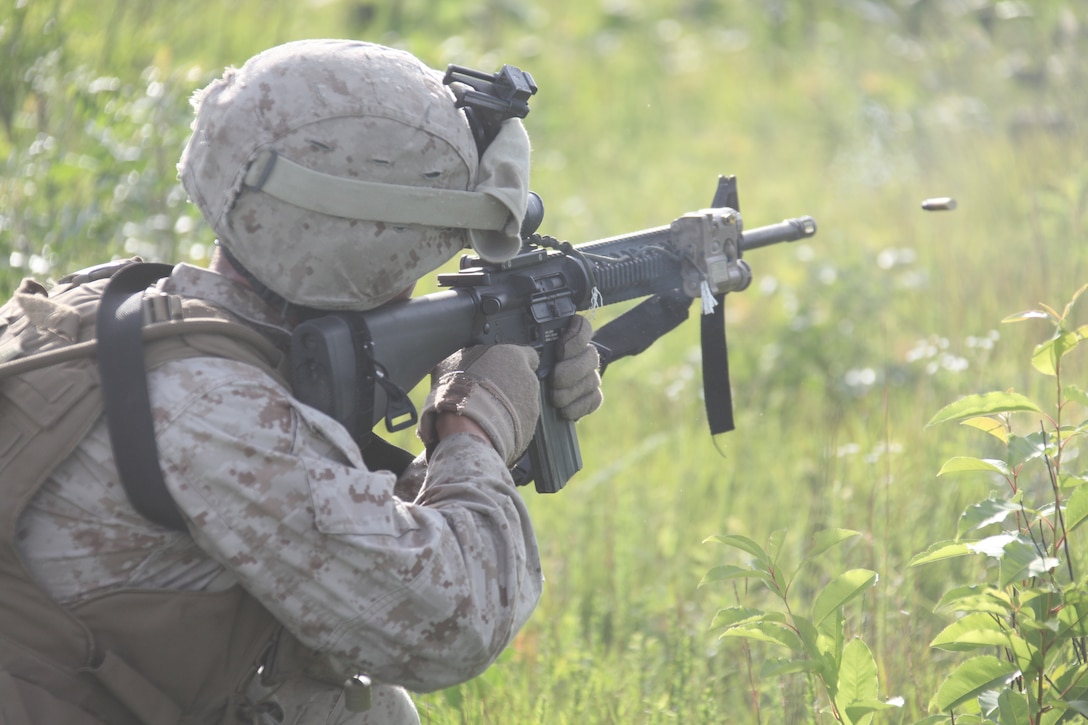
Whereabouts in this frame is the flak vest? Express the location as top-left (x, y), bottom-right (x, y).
top-left (0, 261), bottom-right (287, 724)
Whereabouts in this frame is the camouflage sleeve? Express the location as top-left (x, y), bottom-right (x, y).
top-left (151, 357), bottom-right (543, 692)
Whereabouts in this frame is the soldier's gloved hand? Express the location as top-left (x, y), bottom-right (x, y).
top-left (418, 345), bottom-right (541, 467)
top-left (551, 315), bottom-right (603, 420)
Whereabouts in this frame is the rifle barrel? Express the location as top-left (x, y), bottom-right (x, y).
top-left (739, 216), bottom-right (817, 251)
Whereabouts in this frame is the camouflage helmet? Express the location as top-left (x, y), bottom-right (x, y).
top-left (178, 39), bottom-right (530, 311)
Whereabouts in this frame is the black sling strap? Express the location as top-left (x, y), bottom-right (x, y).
top-left (359, 435), bottom-right (416, 478)
top-left (97, 263), bottom-right (417, 529)
top-left (591, 289), bottom-right (692, 374)
top-left (590, 288), bottom-right (735, 436)
top-left (700, 292), bottom-right (735, 434)
top-left (96, 262), bottom-right (188, 531)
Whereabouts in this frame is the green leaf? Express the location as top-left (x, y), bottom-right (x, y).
top-left (836, 638), bottom-right (879, 706)
top-left (966, 533), bottom-right (1019, 558)
top-left (1031, 329), bottom-right (1085, 376)
top-left (934, 655), bottom-right (1020, 711)
top-left (1065, 383), bottom-right (1088, 408)
top-left (930, 612), bottom-right (1011, 652)
top-left (793, 616), bottom-right (822, 662)
top-left (709, 606), bottom-right (766, 630)
top-left (928, 392), bottom-right (1043, 427)
top-left (1003, 633), bottom-right (1040, 678)
top-left (1052, 663), bottom-right (1088, 697)
top-left (817, 610), bottom-right (845, 688)
top-left (760, 657), bottom-right (819, 677)
top-left (1066, 485), bottom-right (1088, 533)
top-left (961, 416), bottom-right (1009, 443)
top-left (809, 528), bottom-right (861, 559)
top-left (1064, 700), bottom-right (1088, 718)
top-left (1059, 471), bottom-right (1088, 491)
top-left (909, 540), bottom-right (974, 567)
top-left (1061, 596), bottom-right (1088, 640)
top-left (937, 457), bottom-right (1011, 478)
top-left (699, 565), bottom-right (772, 587)
top-left (993, 538), bottom-right (1059, 588)
top-left (957, 498), bottom-right (1020, 539)
top-left (935, 585), bottom-right (1014, 616)
top-left (1007, 432), bottom-right (1047, 469)
top-left (994, 688), bottom-right (1029, 725)
top-left (719, 621), bottom-right (803, 651)
top-left (703, 534), bottom-right (771, 569)
top-left (766, 528), bottom-right (788, 569)
top-left (811, 569), bottom-right (878, 628)
top-left (791, 615), bottom-right (841, 686)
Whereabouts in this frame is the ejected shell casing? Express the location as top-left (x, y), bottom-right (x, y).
top-left (921, 197), bottom-right (957, 211)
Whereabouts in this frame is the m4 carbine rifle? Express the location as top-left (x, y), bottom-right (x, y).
top-left (289, 62), bottom-right (817, 494)
top-left (291, 179), bottom-right (816, 494)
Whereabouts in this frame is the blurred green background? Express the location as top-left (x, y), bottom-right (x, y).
top-left (3, 1), bottom-right (1087, 721)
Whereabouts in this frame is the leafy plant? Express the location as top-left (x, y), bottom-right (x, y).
top-left (701, 529), bottom-right (901, 723)
top-left (0, 51), bottom-right (210, 294)
top-left (910, 286), bottom-right (1088, 723)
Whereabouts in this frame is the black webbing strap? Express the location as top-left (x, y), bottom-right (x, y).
top-left (590, 289), bottom-right (692, 373)
top-left (96, 262), bottom-right (188, 531)
top-left (592, 286), bottom-right (734, 434)
top-left (700, 294), bottom-right (735, 435)
top-left (359, 435), bottom-right (416, 478)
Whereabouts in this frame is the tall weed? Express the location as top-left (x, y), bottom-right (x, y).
top-left (908, 288), bottom-right (1088, 723)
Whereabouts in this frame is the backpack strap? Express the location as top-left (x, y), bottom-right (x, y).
top-left (95, 262), bottom-right (187, 531)
top-left (95, 262), bottom-right (419, 529)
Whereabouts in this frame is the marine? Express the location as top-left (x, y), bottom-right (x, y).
top-left (0, 39), bottom-right (602, 724)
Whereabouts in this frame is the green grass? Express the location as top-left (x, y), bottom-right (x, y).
top-left (4, 1), bottom-right (1088, 722)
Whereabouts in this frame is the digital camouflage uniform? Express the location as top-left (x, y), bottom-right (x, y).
top-left (11, 263), bottom-right (543, 723)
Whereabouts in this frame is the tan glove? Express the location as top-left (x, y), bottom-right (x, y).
top-left (550, 315), bottom-right (603, 420)
top-left (418, 345), bottom-right (541, 467)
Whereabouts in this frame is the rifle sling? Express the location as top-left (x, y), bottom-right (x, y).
top-left (97, 262), bottom-right (188, 531)
top-left (591, 290), bottom-right (691, 372)
top-left (359, 435), bottom-right (416, 478)
top-left (700, 293), bottom-right (735, 435)
top-left (592, 288), bottom-right (735, 435)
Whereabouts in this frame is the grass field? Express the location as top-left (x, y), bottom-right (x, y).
top-left (4, 1), bottom-right (1088, 722)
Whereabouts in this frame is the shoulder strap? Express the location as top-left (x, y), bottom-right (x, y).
top-left (95, 262), bottom-right (187, 531)
top-left (96, 263), bottom-right (418, 528)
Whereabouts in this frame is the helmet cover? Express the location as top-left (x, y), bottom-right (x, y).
top-left (179, 39), bottom-right (529, 310)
